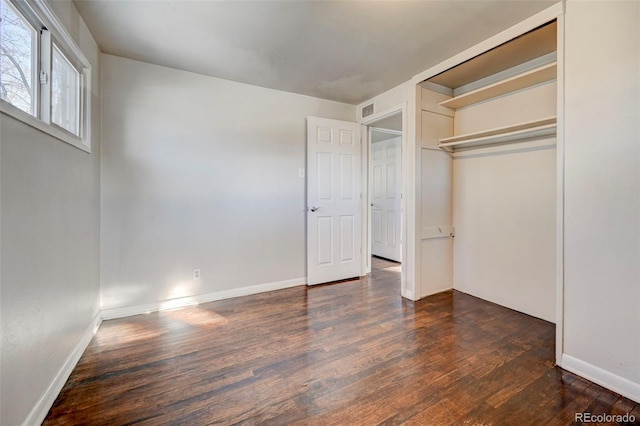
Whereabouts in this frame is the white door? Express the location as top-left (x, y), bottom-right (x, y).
top-left (371, 136), bottom-right (402, 262)
top-left (307, 117), bottom-right (362, 285)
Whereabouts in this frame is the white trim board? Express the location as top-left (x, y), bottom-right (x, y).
top-left (554, 11), bottom-right (566, 369)
top-left (370, 127), bottom-right (402, 136)
top-left (23, 312), bottom-right (102, 426)
top-left (421, 287), bottom-right (453, 299)
top-left (411, 3), bottom-right (563, 86)
top-left (101, 277), bottom-right (307, 320)
top-left (560, 354), bottom-right (640, 404)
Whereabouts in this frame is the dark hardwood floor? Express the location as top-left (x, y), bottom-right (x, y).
top-left (45, 258), bottom-right (639, 425)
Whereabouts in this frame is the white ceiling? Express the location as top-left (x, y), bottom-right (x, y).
top-left (73, 0), bottom-right (556, 105)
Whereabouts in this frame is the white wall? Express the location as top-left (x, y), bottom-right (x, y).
top-left (357, 80), bottom-right (413, 122)
top-left (0, 1), bottom-right (101, 425)
top-left (100, 55), bottom-right (355, 313)
top-left (454, 82), bottom-right (557, 135)
top-left (562, 0), bottom-right (640, 401)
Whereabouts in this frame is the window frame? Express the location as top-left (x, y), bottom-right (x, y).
top-left (0, 0), bottom-right (92, 153)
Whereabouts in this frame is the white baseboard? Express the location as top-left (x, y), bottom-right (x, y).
top-left (419, 286), bottom-right (453, 300)
top-left (402, 289), bottom-right (415, 301)
top-left (101, 277), bottom-right (307, 320)
top-left (560, 354), bottom-right (640, 403)
top-left (23, 312), bottom-right (102, 426)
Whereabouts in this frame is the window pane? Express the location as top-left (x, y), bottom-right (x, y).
top-left (52, 44), bottom-right (79, 136)
top-left (0, 0), bottom-right (36, 115)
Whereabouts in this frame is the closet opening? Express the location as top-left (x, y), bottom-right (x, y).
top-left (417, 20), bottom-right (559, 323)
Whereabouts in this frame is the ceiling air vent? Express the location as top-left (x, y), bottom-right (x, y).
top-left (361, 103), bottom-right (374, 118)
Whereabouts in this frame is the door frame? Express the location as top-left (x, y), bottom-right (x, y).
top-left (360, 104), bottom-right (408, 296)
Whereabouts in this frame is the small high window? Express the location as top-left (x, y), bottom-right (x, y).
top-left (0, 0), bottom-right (91, 151)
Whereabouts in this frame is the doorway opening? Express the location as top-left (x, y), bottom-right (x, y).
top-left (364, 111), bottom-right (403, 280)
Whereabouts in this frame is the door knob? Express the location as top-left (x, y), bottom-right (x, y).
top-left (310, 206), bottom-right (321, 212)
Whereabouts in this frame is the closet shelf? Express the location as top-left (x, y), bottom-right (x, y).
top-left (439, 62), bottom-right (557, 109)
top-left (438, 117), bottom-right (557, 151)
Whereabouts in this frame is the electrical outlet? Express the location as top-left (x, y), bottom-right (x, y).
top-left (193, 268), bottom-right (201, 280)
top-left (298, 168), bottom-right (306, 179)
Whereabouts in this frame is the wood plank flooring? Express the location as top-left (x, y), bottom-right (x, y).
top-left (45, 257), bottom-right (639, 425)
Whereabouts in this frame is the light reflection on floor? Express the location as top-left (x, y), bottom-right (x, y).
top-left (97, 306), bottom-right (229, 346)
top-left (162, 307), bottom-right (229, 328)
top-left (382, 264), bottom-right (401, 273)
top-left (371, 256), bottom-right (401, 273)
top-left (95, 322), bottom-right (163, 345)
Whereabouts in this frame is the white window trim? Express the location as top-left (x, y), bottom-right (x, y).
top-left (0, 0), bottom-right (92, 153)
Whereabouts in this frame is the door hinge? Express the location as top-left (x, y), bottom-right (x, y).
top-left (40, 71), bottom-right (48, 85)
